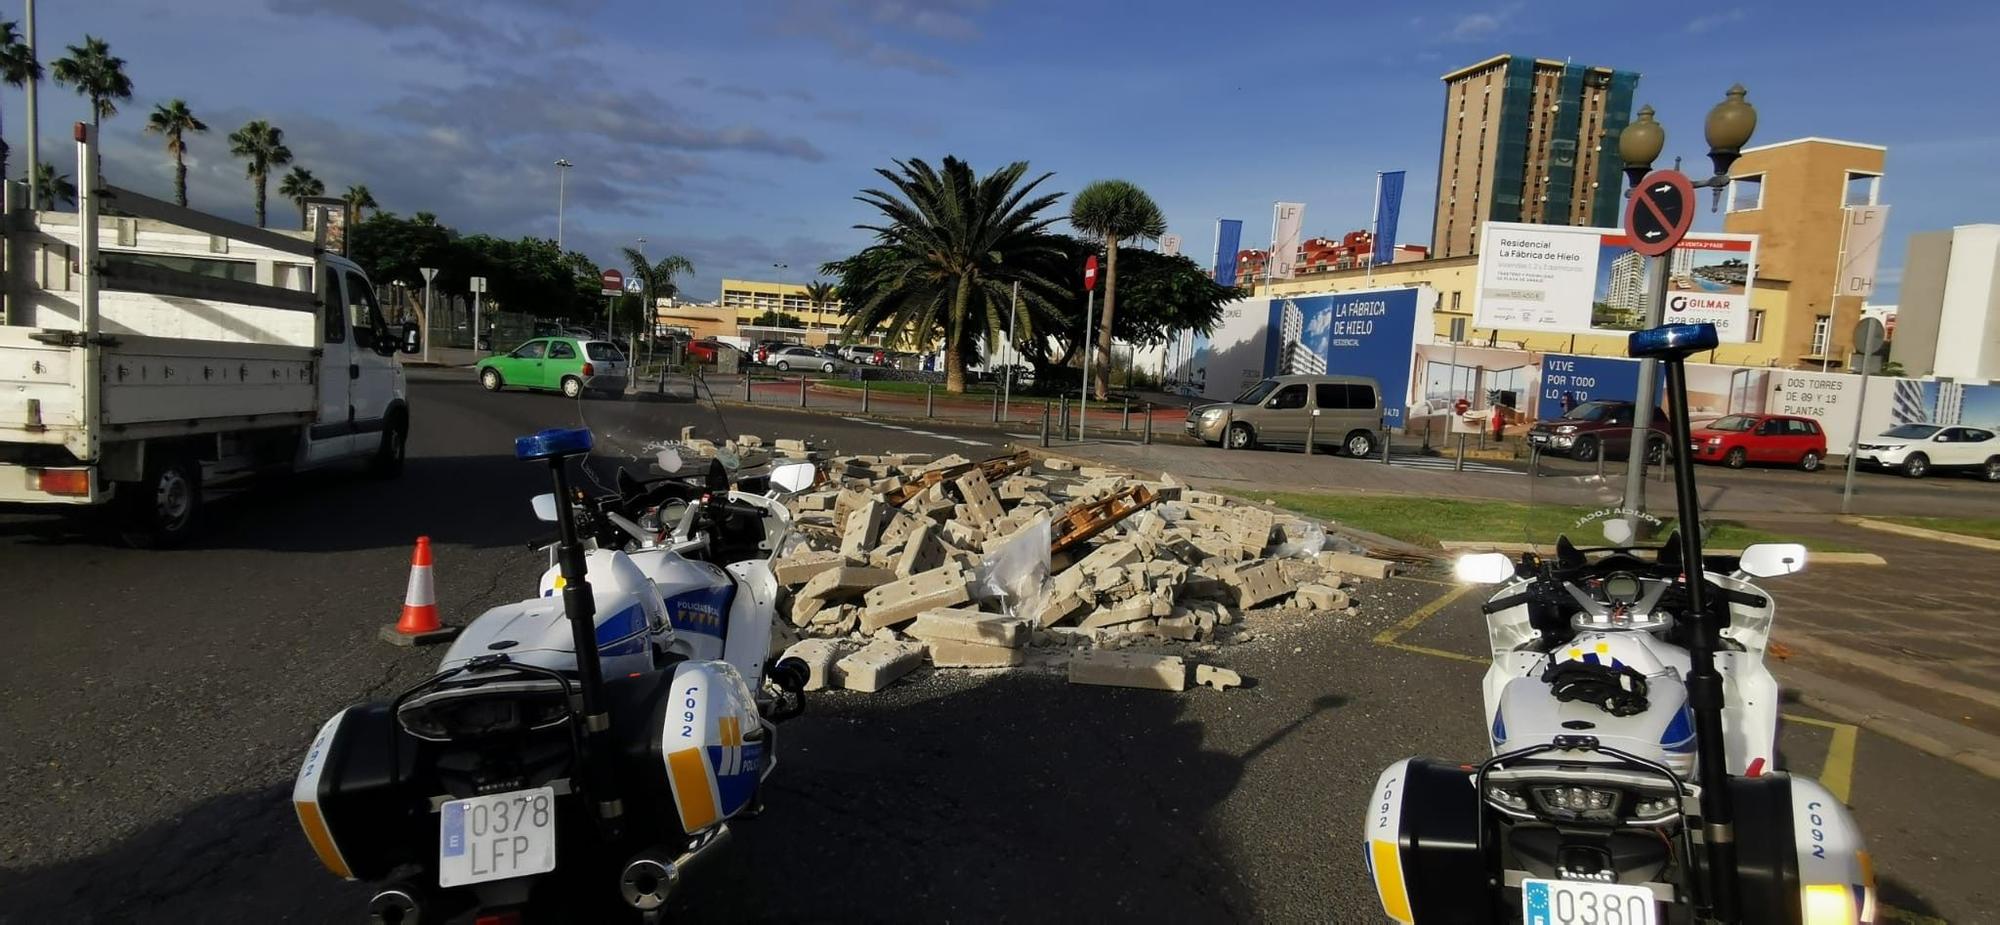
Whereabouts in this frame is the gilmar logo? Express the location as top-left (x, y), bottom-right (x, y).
top-left (1669, 295), bottom-right (1731, 313)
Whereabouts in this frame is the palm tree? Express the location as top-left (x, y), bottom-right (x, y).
top-left (50, 35), bottom-right (132, 174)
top-left (343, 184), bottom-right (378, 221)
top-left (30, 161), bottom-right (75, 210)
top-left (144, 100), bottom-right (207, 207)
top-left (227, 120), bottom-right (291, 227)
top-left (278, 166), bottom-right (324, 227)
top-left (1068, 180), bottom-right (1165, 399)
top-left (619, 247), bottom-right (695, 303)
top-left (832, 156), bottom-right (1068, 393)
top-left (0, 21), bottom-right (41, 182)
top-left (412, 210), bottom-right (438, 226)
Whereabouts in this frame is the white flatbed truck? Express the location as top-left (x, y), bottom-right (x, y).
top-left (0, 124), bottom-right (419, 545)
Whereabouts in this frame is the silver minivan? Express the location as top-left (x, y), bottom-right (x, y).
top-left (1185, 374), bottom-right (1383, 456)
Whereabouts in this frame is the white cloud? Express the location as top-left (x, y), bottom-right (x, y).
top-left (1441, 4), bottom-right (1521, 43)
top-left (1685, 8), bottom-right (1747, 33)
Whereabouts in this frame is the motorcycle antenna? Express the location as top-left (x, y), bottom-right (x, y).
top-left (1628, 322), bottom-right (1738, 921)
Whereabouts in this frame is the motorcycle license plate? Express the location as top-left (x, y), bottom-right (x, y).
top-left (437, 786), bottom-right (557, 888)
top-left (1521, 879), bottom-right (1657, 925)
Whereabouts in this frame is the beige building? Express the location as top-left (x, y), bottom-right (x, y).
top-left (718, 278), bottom-right (844, 332)
top-left (1432, 55), bottom-right (1640, 259)
top-left (1720, 137), bottom-right (1886, 368)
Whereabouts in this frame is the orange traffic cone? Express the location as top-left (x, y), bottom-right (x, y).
top-left (380, 536), bottom-right (457, 646)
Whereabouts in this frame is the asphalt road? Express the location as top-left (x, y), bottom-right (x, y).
top-left (0, 371), bottom-right (1988, 923)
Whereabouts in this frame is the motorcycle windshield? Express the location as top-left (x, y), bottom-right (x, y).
top-left (569, 378), bottom-right (745, 504)
top-left (1526, 407), bottom-right (1700, 557)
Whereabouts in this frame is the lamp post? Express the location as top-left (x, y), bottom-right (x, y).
top-left (554, 158), bottom-right (573, 248)
top-left (1613, 85), bottom-right (1757, 925)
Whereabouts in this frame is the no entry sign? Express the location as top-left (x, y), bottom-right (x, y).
top-left (1624, 170), bottom-right (1695, 257)
top-left (1083, 255), bottom-right (1099, 291)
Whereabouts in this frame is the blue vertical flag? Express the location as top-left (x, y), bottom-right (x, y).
top-left (1372, 171), bottom-right (1406, 266)
top-left (1212, 219), bottom-right (1244, 287)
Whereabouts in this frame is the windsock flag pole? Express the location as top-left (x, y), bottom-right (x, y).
top-left (380, 536), bottom-right (457, 646)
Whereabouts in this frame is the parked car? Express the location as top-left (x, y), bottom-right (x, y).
top-left (1855, 423), bottom-right (2000, 480)
top-left (1689, 413), bottom-right (1828, 470)
top-left (476, 336), bottom-right (629, 398)
top-left (1185, 374), bottom-right (1382, 456)
top-left (750, 339), bottom-right (801, 365)
top-left (766, 345), bottom-right (848, 374)
top-left (834, 343), bottom-right (878, 364)
top-left (686, 338), bottom-right (739, 363)
top-left (1526, 399), bottom-right (1672, 462)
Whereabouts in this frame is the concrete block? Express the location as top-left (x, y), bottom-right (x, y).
top-left (1074, 540), bottom-right (1142, 575)
top-left (840, 500), bottom-right (892, 559)
top-left (833, 489), bottom-right (877, 528)
top-left (918, 453), bottom-right (971, 474)
top-left (1041, 457), bottom-right (1075, 472)
top-left (780, 638), bottom-right (848, 691)
top-left (775, 438), bottom-right (809, 454)
top-left (1093, 566), bottom-right (1128, 593)
top-left (867, 542), bottom-right (905, 571)
top-left (1078, 599), bottom-right (1153, 630)
top-left (942, 520), bottom-right (986, 550)
top-left (800, 565), bottom-right (892, 604)
top-left (1031, 590), bottom-right (1089, 628)
top-left (1156, 613), bottom-right (1198, 640)
top-left (1067, 650), bottom-right (1186, 691)
top-left (925, 638), bottom-right (1027, 668)
top-left (894, 523), bottom-right (946, 577)
top-left (1188, 533), bottom-right (1241, 564)
top-left (1219, 560), bottom-right (1289, 609)
top-left (1232, 507), bottom-right (1276, 556)
top-left (861, 563), bottom-right (974, 632)
top-left (1194, 664), bottom-right (1242, 691)
top-left (735, 434), bottom-right (764, 448)
top-left (879, 511), bottom-right (923, 548)
top-left (1296, 584), bottom-right (1350, 611)
top-left (953, 469), bottom-right (1006, 525)
top-left (1318, 552), bottom-right (1398, 580)
top-left (774, 548), bottom-right (848, 586)
top-left (905, 607), bottom-right (1030, 647)
top-left (836, 639), bottom-right (926, 692)
top-left (789, 594), bottom-right (827, 627)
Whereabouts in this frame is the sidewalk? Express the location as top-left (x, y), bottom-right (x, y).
top-left (673, 372), bottom-right (1193, 433)
top-left (1029, 436), bottom-right (2000, 778)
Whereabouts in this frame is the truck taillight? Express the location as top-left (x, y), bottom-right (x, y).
top-left (581, 362), bottom-right (595, 376)
top-left (32, 468), bottom-right (90, 496)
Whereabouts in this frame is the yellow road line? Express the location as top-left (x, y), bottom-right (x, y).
top-left (1381, 641), bottom-right (1487, 664)
top-left (1784, 713), bottom-right (1860, 804)
top-left (1374, 584), bottom-right (1475, 646)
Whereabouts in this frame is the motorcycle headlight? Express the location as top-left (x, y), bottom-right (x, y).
top-left (1555, 424), bottom-right (1577, 434)
top-left (1532, 785), bottom-right (1622, 822)
top-left (1630, 795), bottom-right (1680, 823)
top-left (1485, 784), bottom-right (1531, 816)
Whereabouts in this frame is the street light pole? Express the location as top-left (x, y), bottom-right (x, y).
top-left (554, 158), bottom-right (572, 248)
top-left (23, 0), bottom-right (37, 205)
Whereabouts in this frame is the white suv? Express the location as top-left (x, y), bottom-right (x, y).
top-left (1855, 424), bottom-right (2000, 480)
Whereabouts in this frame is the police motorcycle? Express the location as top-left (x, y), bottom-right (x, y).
top-left (292, 410), bottom-right (819, 924)
top-left (1364, 323), bottom-right (1875, 925)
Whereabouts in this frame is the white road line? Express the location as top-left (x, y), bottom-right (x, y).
top-left (840, 416), bottom-right (991, 447)
top-left (951, 438), bottom-right (991, 446)
top-left (905, 430), bottom-right (942, 437)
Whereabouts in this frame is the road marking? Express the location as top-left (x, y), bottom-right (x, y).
top-left (840, 417), bottom-right (990, 447)
top-left (1784, 714), bottom-right (1859, 804)
top-left (1388, 453), bottom-right (1521, 476)
top-left (1372, 584), bottom-right (1484, 664)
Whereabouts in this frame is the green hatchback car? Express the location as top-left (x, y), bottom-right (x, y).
top-left (476, 337), bottom-right (629, 398)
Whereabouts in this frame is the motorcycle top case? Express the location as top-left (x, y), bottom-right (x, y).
top-left (606, 658), bottom-right (768, 836)
top-left (1364, 758), bottom-right (1496, 924)
top-left (293, 702), bottom-right (421, 882)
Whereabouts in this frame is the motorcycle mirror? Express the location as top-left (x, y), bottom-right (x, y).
top-left (530, 492), bottom-right (560, 523)
top-left (657, 447), bottom-right (684, 473)
top-left (1601, 518), bottom-right (1635, 547)
top-left (1453, 552), bottom-right (1516, 584)
top-left (769, 462), bottom-right (816, 494)
top-left (1737, 542), bottom-right (1807, 578)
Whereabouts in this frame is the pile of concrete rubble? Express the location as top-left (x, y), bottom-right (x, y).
top-left (739, 440), bottom-right (1400, 695)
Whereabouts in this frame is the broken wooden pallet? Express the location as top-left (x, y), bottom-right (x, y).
top-left (885, 451), bottom-right (1033, 506)
top-left (1050, 484), bottom-right (1159, 555)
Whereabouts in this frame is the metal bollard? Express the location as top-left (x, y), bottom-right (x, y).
top-left (926, 382), bottom-right (934, 418)
top-left (799, 375), bottom-right (808, 408)
top-left (1143, 403), bottom-right (1153, 445)
top-left (1040, 402), bottom-right (1051, 447)
top-left (992, 388), bottom-right (1000, 423)
top-left (862, 378), bottom-right (870, 413)
top-left (1305, 412), bottom-right (1315, 456)
top-left (1455, 434), bottom-right (1467, 472)
top-left (1381, 430), bottom-right (1391, 465)
top-left (1121, 400), bottom-right (1130, 432)
top-left (1059, 397), bottom-right (1068, 434)
top-left (745, 372), bottom-right (753, 402)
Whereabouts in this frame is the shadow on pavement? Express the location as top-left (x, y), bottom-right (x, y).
top-left (0, 669), bottom-right (1284, 924)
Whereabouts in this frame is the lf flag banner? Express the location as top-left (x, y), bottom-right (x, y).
top-left (1837, 205), bottom-right (1891, 297)
top-left (1160, 233), bottom-right (1183, 257)
top-left (1371, 171), bottom-right (1405, 266)
top-left (1270, 202), bottom-right (1305, 280)
top-left (1213, 219), bottom-right (1244, 287)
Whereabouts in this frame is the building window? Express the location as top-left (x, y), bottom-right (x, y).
top-left (1811, 314), bottom-right (1830, 356)
top-left (1727, 174), bottom-right (1763, 212)
top-left (1748, 309), bottom-right (1765, 342)
top-left (1844, 171), bottom-right (1880, 207)
top-left (1451, 291), bottom-right (1463, 311)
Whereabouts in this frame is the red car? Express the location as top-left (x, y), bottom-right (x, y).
top-left (1689, 413), bottom-right (1827, 471)
top-left (685, 338), bottom-right (736, 363)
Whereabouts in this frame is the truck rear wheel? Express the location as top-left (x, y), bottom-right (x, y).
top-left (368, 411), bottom-right (409, 479)
top-left (118, 450), bottom-right (201, 548)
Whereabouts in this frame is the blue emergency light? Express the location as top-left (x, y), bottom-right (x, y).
top-left (515, 427), bottom-right (594, 461)
top-left (1627, 323), bottom-right (1719, 360)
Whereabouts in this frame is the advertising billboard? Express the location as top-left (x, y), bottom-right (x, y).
top-left (1475, 222), bottom-right (1759, 342)
top-left (1202, 286), bottom-right (1431, 429)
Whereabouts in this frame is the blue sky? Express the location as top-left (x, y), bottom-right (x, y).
top-left (28, 0), bottom-right (2000, 303)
